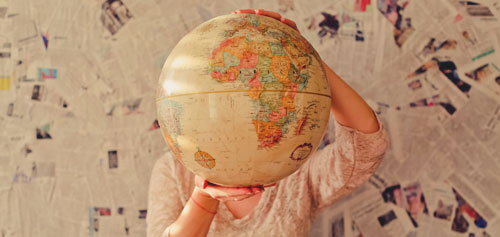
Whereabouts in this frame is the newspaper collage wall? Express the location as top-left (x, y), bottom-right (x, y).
top-left (0, 0), bottom-right (499, 236)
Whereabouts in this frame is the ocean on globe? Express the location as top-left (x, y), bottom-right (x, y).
top-left (156, 13), bottom-right (331, 187)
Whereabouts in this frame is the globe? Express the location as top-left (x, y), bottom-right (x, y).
top-left (156, 13), bottom-right (331, 187)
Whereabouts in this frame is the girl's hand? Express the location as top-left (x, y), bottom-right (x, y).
top-left (233, 9), bottom-right (299, 32)
top-left (195, 175), bottom-right (274, 202)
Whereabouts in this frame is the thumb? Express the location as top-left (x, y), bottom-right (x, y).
top-left (195, 175), bottom-right (208, 189)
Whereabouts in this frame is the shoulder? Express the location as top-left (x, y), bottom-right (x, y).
top-left (152, 152), bottom-right (196, 200)
top-left (152, 152), bottom-right (179, 179)
top-left (153, 152), bottom-right (188, 175)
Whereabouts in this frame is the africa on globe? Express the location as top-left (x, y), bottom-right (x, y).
top-left (156, 13), bottom-right (331, 187)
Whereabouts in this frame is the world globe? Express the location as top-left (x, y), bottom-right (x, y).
top-left (156, 13), bottom-right (331, 187)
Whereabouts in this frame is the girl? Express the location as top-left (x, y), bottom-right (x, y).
top-left (147, 9), bottom-right (388, 237)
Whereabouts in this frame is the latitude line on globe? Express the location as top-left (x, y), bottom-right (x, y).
top-left (157, 90), bottom-right (332, 100)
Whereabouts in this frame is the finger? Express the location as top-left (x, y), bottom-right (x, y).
top-left (263, 183), bottom-right (277, 188)
top-left (231, 192), bottom-right (259, 201)
top-left (195, 176), bottom-right (208, 189)
top-left (213, 193), bottom-right (254, 201)
top-left (255, 9), bottom-right (281, 20)
top-left (218, 196), bottom-right (246, 202)
top-left (216, 185), bottom-right (252, 192)
top-left (206, 181), bottom-right (217, 186)
top-left (215, 192), bottom-right (253, 199)
top-left (281, 18), bottom-right (299, 31)
top-left (233, 9), bottom-right (257, 14)
top-left (227, 195), bottom-right (253, 202)
top-left (208, 186), bottom-right (252, 197)
top-left (250, 186), bottom-right (264, 193)
top-left (236, 187), bottom-right (254, 195)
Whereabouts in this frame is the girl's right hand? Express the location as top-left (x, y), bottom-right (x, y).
top-left (194, 175), bottom-right (273, 202)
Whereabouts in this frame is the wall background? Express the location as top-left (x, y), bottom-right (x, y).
top-left (1, 0), bottom-right (500, 236)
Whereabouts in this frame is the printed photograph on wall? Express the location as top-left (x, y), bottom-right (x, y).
top-left (100, 0), bottom-right (133, 35)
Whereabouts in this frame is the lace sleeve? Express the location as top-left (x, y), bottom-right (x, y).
top-left (307, 114), bottom-right (389, 211)
top-left (146, 154), bottom-right (184, 237)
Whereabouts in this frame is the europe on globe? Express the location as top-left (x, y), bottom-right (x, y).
top-left (156, 13), bottom-right (331, 186)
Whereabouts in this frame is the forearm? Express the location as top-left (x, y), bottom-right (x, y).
top-left (168, 187), bottom-right (219, 237)
top-left (322, 61), bottom-right (379, 133)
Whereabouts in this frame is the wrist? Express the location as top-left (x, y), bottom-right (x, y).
top-left (192, 187), bottom-right (220, 214)
top-left (193, 187), bottom-right (220, 205)
top-left (193, 187), bottom-right (215, 199)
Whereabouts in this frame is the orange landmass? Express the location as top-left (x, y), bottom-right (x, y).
top-left (249, 40), bottom-right (273, 58)
top-left (252, 120), bottom-right (283, 147)
top-left (270, 55), bottom-right (291, 84)
top-left (161, 129), bottom-right (182, 159)
top-left (248, 86), bottom-right (263, 99)
top-left (221, 66), bottom-right (239, 82)
top-left (281, 95), bottom-right (295, 113)
top-left (295, 115), bottom-right (308, 135)
top-left (210, 49), bottom-right (225, 67)
top-left (224, 36), bottom-right (249, 59)
top-left (194, 151), bottom-right (216, 169)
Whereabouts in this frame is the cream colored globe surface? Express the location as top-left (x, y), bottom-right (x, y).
top-left (156, 13), bottom-right (331, 187)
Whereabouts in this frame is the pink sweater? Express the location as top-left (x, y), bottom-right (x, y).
top-left (147, 117), bottom-right (388, 237)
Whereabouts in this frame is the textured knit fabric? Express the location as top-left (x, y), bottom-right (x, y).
top-left (147, 116), bottom-right (388, 237)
